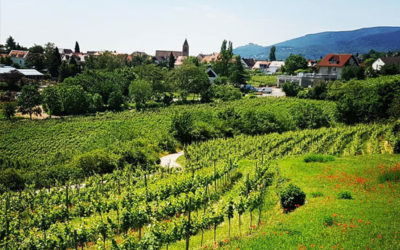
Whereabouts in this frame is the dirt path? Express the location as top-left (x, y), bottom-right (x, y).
top-left (160, 151), bottom-right (184, 168)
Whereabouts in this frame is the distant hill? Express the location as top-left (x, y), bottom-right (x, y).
top-left (233, 27), bottom-right (400, 60)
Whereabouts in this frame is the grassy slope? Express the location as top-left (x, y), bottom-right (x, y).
top-left (171, 154), bottom-right (400, 249)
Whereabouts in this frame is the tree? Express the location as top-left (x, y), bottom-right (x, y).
top-left (75, 41), bottom-right (80, 53)
top-left (171, 111), bottom-right (195, 144)
top-left (341, 66), bottom-right (365, 80)
top-left (108, 90), bottom-right (125, 111)
top-left (3, 102), bottom-right (16, 120)
top-left (168, 52), bottom-right (175, 70)
top-left (269, 46), bottom-right (276, 61)
top-left (230, 56), bottom-right (249, 86)
top-left (283, 54), bottom-right (308, 75)
top-left (18, 84), bottom-right (42, 119)
top-left (41, 87), bottom-right (63, 117)
top-left (45, 45), bottom-right (62, 78)
top-left (214, 40), bottom-right (233, 77)
top-left (282, 81), bottom-right (301, 97)
top-left (58, 59), bottom-right (79, 82)
top-left (129, 79), bottom-right (152, 111)
top-left (58, 84), bottom-right (90, 115)
top-left (168, 64), bottom-right (210, 101)
top-left (380, 64), bottom-right (400, 75)
top-left (29, 44), bottom-right (45, 54)
top-left (25, 53), bottom-right (46, 70)
top-left (5, 36), bottom-right (16, 52)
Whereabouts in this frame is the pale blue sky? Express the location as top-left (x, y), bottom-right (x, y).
top-left (1, 0), bottom-right (399, 55)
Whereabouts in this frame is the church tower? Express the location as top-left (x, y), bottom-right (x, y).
top-left (182, 39), bottom-right (189, 57)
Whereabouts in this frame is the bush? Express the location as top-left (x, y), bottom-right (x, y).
top-left (337, 191), bottom-right (352, 199)
top-left (311, 191), bottom-right (324, 198)
top-left (0, 168), bottom-right (25, 192)
top-left (323, 216), bottom-right (334, 227)
top-left (291, 103), bottom-right (333, 129)
top-left (73, 149), bottom-right (116, 176)
top-left (211, 84), bottom-right (243, 101)
top-left (280, 183), bottom-right (306, 211)
top-left (2, 102), bottom-right (16, 120)
top-left (341, 66), bottom-right (365, 81)
top-left (108, 91), bottom-right (125, 111)
top-left (304, 154), bottom-right (335, 163)
top-left (240, 110), bottom-right (293, 135)
top-left (282, 82), bottom-right (301, 97)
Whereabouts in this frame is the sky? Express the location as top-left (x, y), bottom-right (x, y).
top-left (1, 0), bottom-right (400, 55)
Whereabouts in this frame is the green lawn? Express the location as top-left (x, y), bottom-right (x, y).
top-left (248, 75), bottom-right (278, 87)
top-left (171, 154), bottom-right (400, 249)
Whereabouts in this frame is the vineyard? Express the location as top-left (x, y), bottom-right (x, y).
top-left (1, 122), bottom-right (398, 249)
top-left (0, 97), bottom-right (338, 187)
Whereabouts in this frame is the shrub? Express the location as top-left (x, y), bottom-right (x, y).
top-left (323, 216), bottom-right (334, 227)
top-left (282, 82), bottom-right (301, 97)
top-left (291, 103), bottom-right (333, 129)
top-left (280, 183), bottom-right (306, 211)
top-left (0, 168), bottom-right (25, 192)
top-left (240, 110), bottom-right (293, 135)
top-left (337, 191), bottom-right (352, 200)
top-left (311, 191), bottom-right (324, 198)
top-left (73, 149), bottom-right (116, 176)
top-left (304, 154), bottom-right (335, 163)
top-left (3, 102), bottom-right (16, 120)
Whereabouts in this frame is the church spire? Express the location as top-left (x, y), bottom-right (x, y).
top-left (183, 39), bottom-right (189, 57)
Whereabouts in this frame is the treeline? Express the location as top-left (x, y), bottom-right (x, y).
top-left (282, 75), bottom-right (400, 124)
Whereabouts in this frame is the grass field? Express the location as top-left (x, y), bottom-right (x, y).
top-left (174, 154), bottom-right (400, 249)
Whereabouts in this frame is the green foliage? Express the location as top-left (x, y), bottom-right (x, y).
top-left (290, 103), bottom-right (334, 129)
top-left (310, 192), bottom-right (324, 198)
top-left (85, 52), bottom-right (127, 71)
top-left (304, 154), bottom-right (335, 163)
top-left (171, 111), bottom-right (195, 144)
top-left (341, 66), bottom-right (365, 81)
top-left (337, 191), bottom-right (352, 200)
top-left (107, 90), bottom-right (125, 111)
top-left (283, 54), bottom-right (308, 74)
top-left (72, 149), bottom-right (116, 176)
top-left (129, 79), bottom-right (153, 111)
top-left (378, 167), bottom-right (400, 183)
top-left (229, 56), bottom-right (249, 86)
top-left (45, 45), bottom-right (62, 77)
top-left (2, 102), bottom-right (16, 120)
top-left (323, 216), bottom-right (334, 227)
top-left (239, 110), bottom-right (293, 135)
top-left (248, 75), bottom-right (277, 87)
top-left (58, 84), bottom-right (90, 115)
top-left (41, 86), bottom-right (63, 117)
top-left (380, 63), bottom-right (400, 75)
top-left (282, 82), bottom-right (301, 97)
top-left (17, 84), bottom-right (42, 119)
top-left (211, 84), bottom-right (243, 101)
top-left (269, 46), bottom-right (276, 61)
top-left (214, 40), bottom-right (233, 77)
top-left (0, 168), bottom-right (25, 192)
top-left (279, 183), bottom-right (306, 211)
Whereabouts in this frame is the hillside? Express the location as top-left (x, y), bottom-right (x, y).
top-left (234, 26), bottom-right (400, 60)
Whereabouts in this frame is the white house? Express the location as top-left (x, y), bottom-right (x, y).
top-left (268, 61), bottom-right (285, 74)
top-left (372, 56), bottom-right (400, 71)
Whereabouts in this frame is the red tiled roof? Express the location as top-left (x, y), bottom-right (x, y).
top-left (9, 50), bottom-right (29, 58)
top-left (318, 54), bottom-right (355, 67)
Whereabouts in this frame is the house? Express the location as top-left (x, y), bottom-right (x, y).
top-left (59, 48), bottom-right (74, 55)
top-left (174, 56), bottom-right (187, 67)
top-left (200, 53), bottom-right (220, 64)
top-left (9, 50), bottom-right (29, 67)
top-left (318, 54), bottom-right (359, 79)
top-left (372, 56), bottom-right (400, 71)
top-left (268, 61), bottom-right (285, 74)
top-left (206, 65), bottom-right (218, 83)
top-left (242, 58), bottom-right (255, 69)
top-left (252, 61), bottom-right (270, 72)
top-left (155, 39), bottom-right (189, 61)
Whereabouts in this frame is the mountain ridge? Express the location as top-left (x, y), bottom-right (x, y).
top-left (233, 26), bottom-right (400, 60)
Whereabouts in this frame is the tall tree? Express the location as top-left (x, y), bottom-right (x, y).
top-left (129, 79), bottom-right (152, 111)
top-left (168, 52), bottom-right (175, 70)
top-left (5, 36), bottom-right (16, 52)
top-left (230, 56), bottom-right (249, 86)
top-left (269, 46), bottom-right (276, 61)
top-left (75, 41), bottom-right (80, 53)
top-left (215, 40), bottom-right (234, 77)
top-left (45, 45), bottom-right (62, 78)
top-left (18, 84), bottom-right (42, 119)
top-left (41, 86), bottom-right (63, 117)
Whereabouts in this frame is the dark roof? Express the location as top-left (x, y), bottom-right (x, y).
top-left (242, 58), bottom-right (255, 67)
top-left (318, 54), bottom-right (357, 67)
top-left (381, 56), bottom-right (400, 65)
